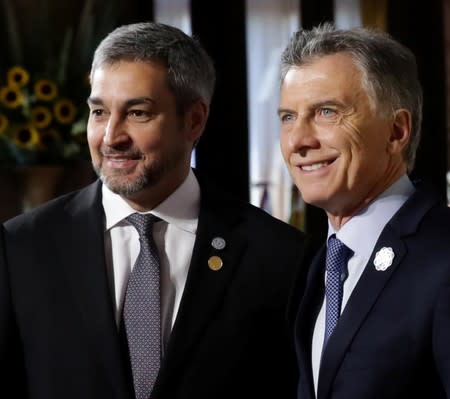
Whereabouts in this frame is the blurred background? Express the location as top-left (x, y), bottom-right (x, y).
top-left (0, 0), bottom-right (448, 241)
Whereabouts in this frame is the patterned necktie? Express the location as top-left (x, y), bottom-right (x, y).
top-left (323, 235), bottom-right (352, 346)
top-left (123, 213), bottom-right (161, 399)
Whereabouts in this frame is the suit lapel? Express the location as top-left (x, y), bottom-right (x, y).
top-left (317, 183), bottom-right (442, 399)
top-left (56, 181), bottom-right (131, 397)
top-left (318, 227), bottom-right (406, 398)
top-left (156, 182), bottom-right (247, 387)
top-left (295, 246), bottom-right (327, 399)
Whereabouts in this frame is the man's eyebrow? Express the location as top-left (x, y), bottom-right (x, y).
top-left (312, 99), bottom-right (344, 108)
top-left (277, 99), bottom-right (346, 115)
top-left (87, 96), bottom-right (103, 105)
top-left (125, 97), bottom-right (156, 107)
top-left (277, 106), bottom-right (294, 116)
top-left (86, 97), bottom-right (156, 106)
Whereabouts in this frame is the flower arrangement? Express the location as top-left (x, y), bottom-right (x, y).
top-left (0, 65), bottom-right (89, 165)
top-left (0, 0), bottom-right (119, 166)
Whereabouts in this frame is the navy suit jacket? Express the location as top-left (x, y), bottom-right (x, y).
top-left (0, 175), bottom-right (309, 399)
top-left (291, 183), bottom-right (450, 399)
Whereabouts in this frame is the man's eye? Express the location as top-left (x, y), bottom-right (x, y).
top-left (91, 109), bottom-right (104, 116)
top-left (280, 113), bottom-right (295, 123)
top-left (128, 110), bottom-right (151, 120)
top-left (130, 110), bottom-right (145, 117)
top-left (318, 108), bottom-right (336, 117)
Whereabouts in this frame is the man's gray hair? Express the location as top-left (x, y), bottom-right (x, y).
top-left (280, 23), bottom-right (423, 172)
top-left (91, 21), bottom-right (216, 114)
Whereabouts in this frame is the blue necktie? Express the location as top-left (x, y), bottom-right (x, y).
top-left (123, 213), bottom-right (161, 399)
top-left (323, 235), bottom-right (352, 346)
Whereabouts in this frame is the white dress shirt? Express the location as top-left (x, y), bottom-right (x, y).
top-left (311, 175), bottom-right (415, 395)
top-left (102, 169), bottom-right (200, 354)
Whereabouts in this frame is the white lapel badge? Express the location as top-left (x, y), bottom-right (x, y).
top-left (373, 247), bottom-right (395, 271)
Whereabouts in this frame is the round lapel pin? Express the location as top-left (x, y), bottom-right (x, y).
top-left (208, 255), bottom-right (223, 271)
top-left (211, 237), bottom-right (226, 250)
top-left (373, 247), bottom-right (395, 271)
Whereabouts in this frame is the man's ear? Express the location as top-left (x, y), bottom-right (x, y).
top-left (185, 99), bottom-right (208, 144)
top-left (388, 108), bottom-right (411, 154)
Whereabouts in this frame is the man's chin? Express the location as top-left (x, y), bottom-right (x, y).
top-left (299, 192), bottom-right (330, 209)
top-left (101, 172), bottom-right (148, 197)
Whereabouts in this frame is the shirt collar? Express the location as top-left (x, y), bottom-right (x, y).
top-left (328, 174), bottom-right (415, 260)
top-left (102, 168), bottom-right (200, 234)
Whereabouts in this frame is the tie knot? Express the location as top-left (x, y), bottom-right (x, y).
top-left (326, 235), bottom-right (352, 273)
top-left (126, 213), bottom-right (159, 237)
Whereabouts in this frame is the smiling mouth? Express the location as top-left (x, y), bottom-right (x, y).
top-left (102, 150), bottom-right (143, 162)
top-left (105, 156), bottom-right (141, 162)
top-left (301, 161), bottom-right (333, 171)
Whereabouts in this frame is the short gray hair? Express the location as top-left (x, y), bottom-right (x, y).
top-left (280, 23), bottom-right (423, 172)
top-left (91, 21), bottom-right (216, 114)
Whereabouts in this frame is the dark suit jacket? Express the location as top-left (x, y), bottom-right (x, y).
top-left (0, 176), bottom-right (309, 399)
top-left (290, 183), bottom-right (450, 399)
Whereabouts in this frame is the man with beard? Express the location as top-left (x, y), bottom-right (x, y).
top-left (0, 22), bottom-right (309, 399)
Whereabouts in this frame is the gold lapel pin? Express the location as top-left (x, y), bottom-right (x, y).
top-left (208, 255), bottom-right (223, 271)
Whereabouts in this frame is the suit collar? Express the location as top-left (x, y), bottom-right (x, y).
top-left (387, 180), bottom-right (442, 236)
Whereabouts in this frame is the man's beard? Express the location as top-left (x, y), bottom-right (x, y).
top-left (92, 159), bottom-right (164, 198)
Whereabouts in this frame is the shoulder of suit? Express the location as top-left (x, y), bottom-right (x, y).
top-left (3, 180), bottom-right (100, 232)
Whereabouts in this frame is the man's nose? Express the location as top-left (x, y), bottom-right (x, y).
top-left (287, 117), bottom-right (320, 153)
top-left (103, 115), bottom-right (128, 146)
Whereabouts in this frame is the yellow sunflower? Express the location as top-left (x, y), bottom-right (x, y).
top-left (31, 106), bottom-right (52, 129)
top-left (7, 66), bottom-right (30, 88)
top-left (34, 79), bottom-right (58, 101)
top-left (0, 86), bottom-right (24, 108)
top-left (0, 114), bottom-right (8, 134)
top-left (13, 125), bottom-right (40, 148)
top-left (54, 99), bottom-right (77, 124)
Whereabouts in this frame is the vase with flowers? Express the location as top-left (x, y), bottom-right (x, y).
top-left (0, 0), bottom-right (119, 213)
